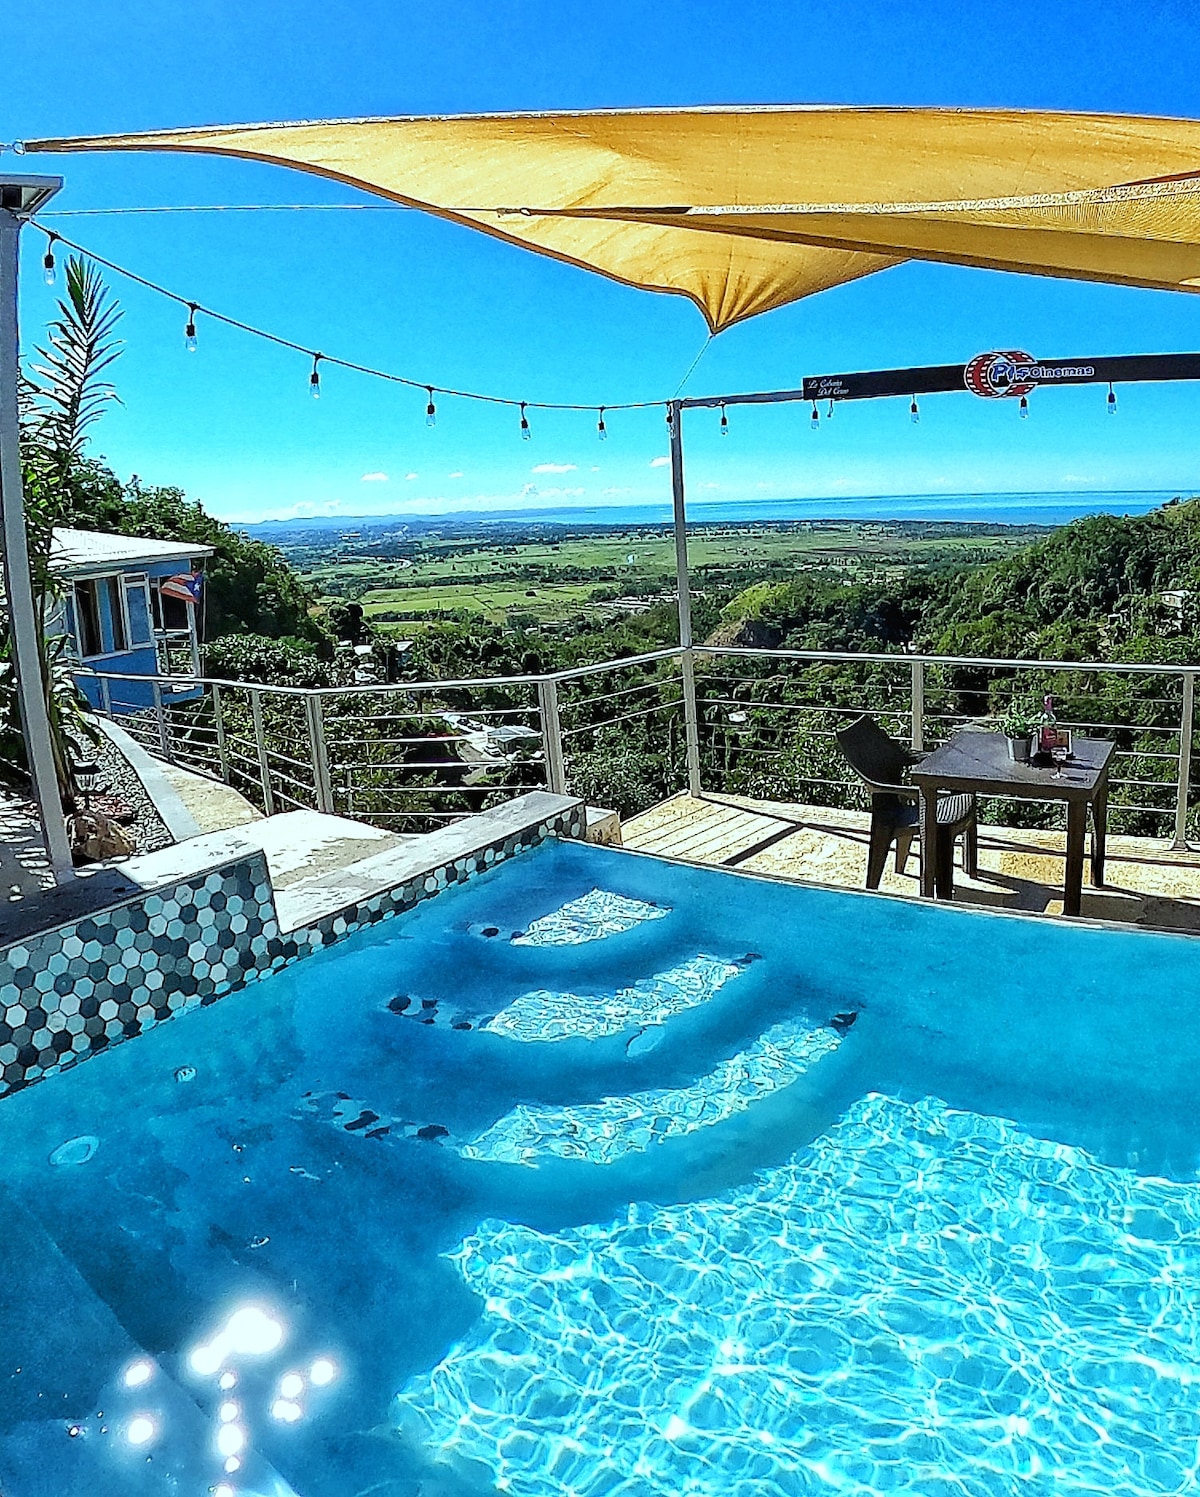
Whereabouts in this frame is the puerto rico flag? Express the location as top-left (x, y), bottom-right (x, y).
top-left (160, 570), bottom-right (204, 605)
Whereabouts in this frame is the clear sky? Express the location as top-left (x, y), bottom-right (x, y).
top-left (6, 0), bottom-right (1200, 523)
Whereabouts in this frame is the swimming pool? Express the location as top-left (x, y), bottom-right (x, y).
top-left (1, 837), bottom-right (1198, 1495)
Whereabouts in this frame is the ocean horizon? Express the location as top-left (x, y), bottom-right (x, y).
top-left (245, 489), bottom-right (1188, 532)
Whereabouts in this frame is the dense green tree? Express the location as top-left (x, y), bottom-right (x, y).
top-left (59, 458), bottom-right (325, 643)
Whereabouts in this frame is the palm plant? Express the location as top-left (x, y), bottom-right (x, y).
top-left (3, 255), bottom-right (123, 798)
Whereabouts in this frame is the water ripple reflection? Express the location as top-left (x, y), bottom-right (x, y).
top-left (396, 1093), bottom-right (1200, 1495)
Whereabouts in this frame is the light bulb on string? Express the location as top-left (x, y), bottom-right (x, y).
top-left (42, 235), bottom-right (58, 287)
top-left (719, 403), bottom-right (728, 436)
top-left (826, 400), bottom-right (834, 421)
top-left (519, 401), bottom-right (531, 440)
top-left (665, 405), bottom-right (674, 434)
top-left (425, 387), bottom-right (437, 427)
top-left (1019, 394), bottom-right (1029, 420)
top-left (909, 396), bottom-right (920, 425)
top-left (309, 354), bottom-right (322, 400)
top-left (810, 402), bottom-right (820, 430)
top-left (1107, 382), bottom-right (1117, 416)
top-left (597, 407), bottom-right (607, 441)
top-left (184, 304), bottom-right (198, 353)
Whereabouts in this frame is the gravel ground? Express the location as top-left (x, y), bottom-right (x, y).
top-left (91, 733), bottom-right (173, 855)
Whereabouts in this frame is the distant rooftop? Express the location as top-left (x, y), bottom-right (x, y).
top-left (50, 528), bottom-right (215, 575)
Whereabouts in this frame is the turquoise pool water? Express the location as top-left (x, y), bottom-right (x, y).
top-left (1, 839), bottom-right (1199, 1496)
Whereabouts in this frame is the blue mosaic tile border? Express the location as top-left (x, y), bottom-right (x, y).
top-left (270, 801), bottom-right (586, 962)
top-left (0, 798), bottom-right (585, 1100)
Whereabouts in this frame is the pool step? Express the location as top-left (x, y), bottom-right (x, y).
top-left (294, 1088), bottom-right (456, 1147)
top-left (460, 1015), bottom-right (850, 1168)
top-left (382, 951), bottom-right (758, 1042)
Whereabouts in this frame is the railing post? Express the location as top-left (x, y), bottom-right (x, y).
top-left (537, 677), bottom-right (567, 795)
top-left (250, 688), bottom-right (275, 816)
top-left (911, 658), bottom-right (925, 752)
top-left (1173, 670), bottom-right (1195, 850)
top-left (307, 693), bottom-right (335, 813)
top-left (99, 674), bottom-right (112, 720)
top-left (212, 682), bottom-right (229, 782)
top-left (681, 649), bottom-right (703, 797)
top-left (151, 678), bottom-right (170, 760)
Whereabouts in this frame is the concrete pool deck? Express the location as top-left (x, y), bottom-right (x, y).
top-left (623, 792), bottom-right (1200, 934)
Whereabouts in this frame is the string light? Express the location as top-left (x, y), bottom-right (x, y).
top-left (30, 224), bottom-right (666, 426)
top-left (1108, 382), bottom-right (1117, 416)
top-left (42, 233), bottom-right (58, 286)
top-left (719, 403), bottom-right (728, 436)
top-left (665, 405), bottom-right (674, 433)
top-left (826, 399), bottom-right (834, 420)
top-left (519, 401), bottom-right (531, 440)
top-left (309, 353), bottom-right (322, 399)
top-left (1019, 394), bottom-right (1029, 419)
top-left (597, 406), bottom-right (607, 441)
top-left (184, 304), bottom-right (198, 353)
top-left (425, 387), bottom-right (437, 427)
top-left (810, 401), bottom-right (819, 429)
top-left (909, 396), bottom-right (920, 425)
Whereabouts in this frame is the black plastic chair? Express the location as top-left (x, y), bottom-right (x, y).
top-left (835, 715), bottom-right (977, 897)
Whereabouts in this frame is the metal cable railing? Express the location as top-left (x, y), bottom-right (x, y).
top-left (77, 644), bottom-right (1200, 845)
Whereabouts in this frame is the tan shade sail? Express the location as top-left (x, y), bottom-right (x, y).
top-left (29, 106), bottom-right (1200, 332)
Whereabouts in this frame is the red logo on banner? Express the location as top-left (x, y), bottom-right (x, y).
top-left (964, 350), bottom-right (1038, 399)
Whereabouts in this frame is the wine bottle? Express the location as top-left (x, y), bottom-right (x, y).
top-left (1038, 694), bottom-right (1058, 756)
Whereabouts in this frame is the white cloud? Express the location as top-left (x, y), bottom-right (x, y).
top-left (540, 486), bottom-right (586, 498)
top-left (532, 462), bottom-right (578, 475)
top-left (360, 471), bottom-right (389, 482)
top-left (405, 472), bottom-right (419, 481)
top-left (449, 470), bottom-right (465, 479)
top-left (602, 486), bottom-right (633, 497)
top-left (590, 465), bottom-right (601, 473)
top-left (261, 498), bottom-right (346, 520)
top-left (650, 456), bottom-right (670, 468)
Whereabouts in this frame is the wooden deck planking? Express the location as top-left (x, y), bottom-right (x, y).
top-left (622, 796), bottom-right (795, 865)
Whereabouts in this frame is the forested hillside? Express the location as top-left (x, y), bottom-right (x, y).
top-left (713, 499), bottom-right (1200, 665)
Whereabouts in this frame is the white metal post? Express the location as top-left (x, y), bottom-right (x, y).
top-left (1174, 670), bottom-right (1195, 850)
top-left (910, 659), bottom-right (925, 752)
top-left (0, 180), bottom-right (72, 882)
top-left (212, 682), bottom-right (229, 782)
top-left (151, 678), bottom-right (169, 759)
top-left (307, 693), bottom-right (334, 813)
top-left (250, 689), bottom-right (275, 815)
top-left (669, 399), bottom-right (702, 797)
top-left (537, 677), bottom-right (567, 794)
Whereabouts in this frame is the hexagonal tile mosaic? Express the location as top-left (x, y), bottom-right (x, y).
top-left (0, 801), bottom-right (585, 1099)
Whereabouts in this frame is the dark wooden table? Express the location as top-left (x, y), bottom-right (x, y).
top-left (910, 730), bottom-right (1116, 915)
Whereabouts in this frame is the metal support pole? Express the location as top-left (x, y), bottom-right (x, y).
top-left (537, 677), bottom-right (567, 795)
top-left (99, 674), bottom-right (112, 720)
top-left (250, 689), bottom-right (275, 815)
top-left (212, 682), bottom-right (229, 782)
top-left (669, 399), bottom-right (702, 797)
top-left (910, 659), bottom-right (925, 752)
top-left (307, 693), bottom-right (334, 813)
top-left (151, 678), bottom-right (170, 759)
top-left (0, 189), bottom-right (72, 882)
top-left (1173, 671), bottom-right (1195, 850)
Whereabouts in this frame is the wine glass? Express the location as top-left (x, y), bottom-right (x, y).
top-left (1051, 743), bottom-right (1070, 779)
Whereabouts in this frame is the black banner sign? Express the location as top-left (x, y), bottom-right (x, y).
top-left (800, 351), bottom-right (1200, 403)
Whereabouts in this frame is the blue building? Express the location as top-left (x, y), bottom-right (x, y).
top-left (51, 528), bottom-right (215, 714)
